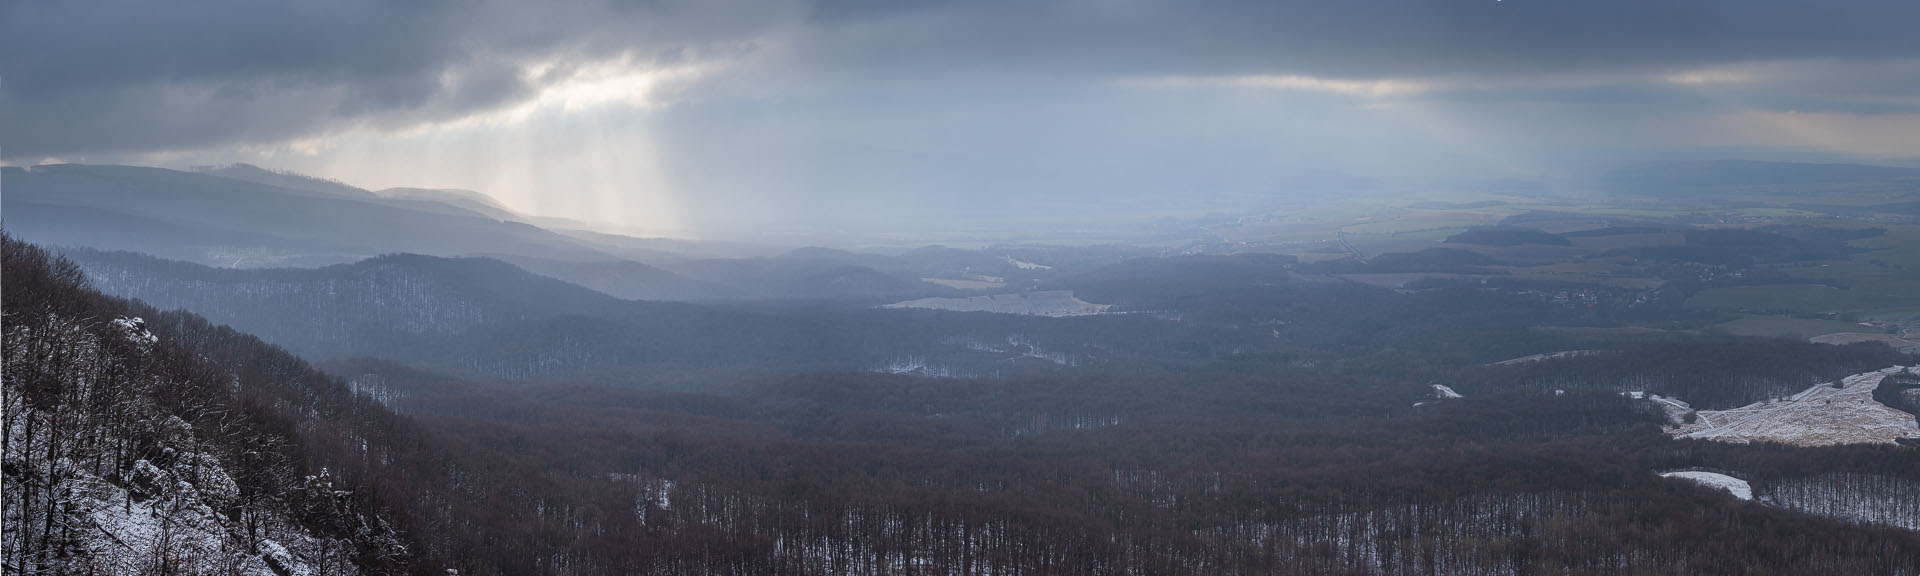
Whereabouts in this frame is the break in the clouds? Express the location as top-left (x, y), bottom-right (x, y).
top-left (5, 0), bottom-right (1920, 239)
top-left (1, 0), bottom-right (778, 157)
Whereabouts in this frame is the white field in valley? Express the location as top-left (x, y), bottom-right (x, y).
top-left (1667, 366), bottom-right (1920, 447)
top-left (920, 277), bottom-right (1007, 290)
top-left (1658, 471), bottom-right (1753, 500)
top-left (882, 290), bottom-right (1111, 317)
top-left (1493, 349), bottom-right (1610, 366)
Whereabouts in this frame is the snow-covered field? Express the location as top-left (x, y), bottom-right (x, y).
top-left (1658, 471), bottom-right (1752, 500)
top-left (1001, 255), bottom-right (1052, 270)
top-left (920, 277), bottom-right (1007, 290)
top-left (1413, 384), bottom-right (1466, 407)
top-left (882, 290), bottom-right (1111, 317)
top-left (1666, 366), bottom-right (1920, 447)
top-left (1493, 349), bottom-right (1611, 366)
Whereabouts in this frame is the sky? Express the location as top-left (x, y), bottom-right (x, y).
top-left (5, 0), bottom-right (1920, 241)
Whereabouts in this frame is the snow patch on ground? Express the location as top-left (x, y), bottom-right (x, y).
top-left (1659, 471), bottom-right (1752, 500)
top-left (1764, 473), bottom-right (1920, 531)
top-left (1414, 384), bottom-right (1465, 407)
top-left (1666, 366), bottom-right (1920, 447)
top-left (1654, 470), bottom-right (1920, 530)
top-left (65, 458), bottom-right (336, 576)
top-left (959, 334), bottom-right (1078, 367)
top-left (873, 356), bottom-right (994, 379)
top-left (1623, 391), bottom-right (1694, 424)
top-left (882, 291), bottom-right (1110, 317)
top-left (1001, 256), bottom-right (1052, 270)
top-left (1493, 349), bottom-right (1611, 366)
top-left (920, 277), bottom-right (1007, 290)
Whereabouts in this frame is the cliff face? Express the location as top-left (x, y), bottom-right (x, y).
top-left (3, 236), bottom-right (406, 575)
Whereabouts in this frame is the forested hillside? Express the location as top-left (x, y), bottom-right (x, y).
top-left (16, 0), bottom-right (1920, 572)
top-left (16, 233), bottom-right (1920, 575)
top-left (3, 237), bottom-right (412, 574)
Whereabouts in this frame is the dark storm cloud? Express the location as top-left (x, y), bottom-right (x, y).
top-left (797, 0), bottom-right (1920, 79)
top-left (4, 0), bottom-right (460, 155)
top-left (0, 0), bottom-right (781, 158)
top-left (4, 0), bottom-right (1917, 159)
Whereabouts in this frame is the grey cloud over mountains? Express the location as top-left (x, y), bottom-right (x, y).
top-left (6, 0), bottom-right (1920, 243)
top-left (7, 0), bottom-right (1918, 159)
top-left (800, 0), bottom-right (1920, 78)
top-left (2, 0), bottom-right (783, 157)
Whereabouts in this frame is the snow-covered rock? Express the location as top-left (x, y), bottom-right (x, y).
top-left (111, 316), bottom-right (158, 351)
top-left (60, 458), bottom-right (348, 576)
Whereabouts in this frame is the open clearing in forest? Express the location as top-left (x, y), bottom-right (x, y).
top-left (1668, 366), bottom-right (1920, 447)
top-left (882, 290), bottom-right (1112, 317)
top-left (1658, 471), bottom-right (1752, 500)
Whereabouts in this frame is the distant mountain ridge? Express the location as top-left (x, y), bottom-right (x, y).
top-left (1603, 159), bottom-right (1920, 193)
top-left (195, 162), bottom-right (379, 199)
top-left (377, 186), bottom-right (521, 220)
top-left (56, 247), bottom-right (939, 382)
top-left (3, 163), bottom-right (613, 267)
top-left (484, 253), bottom-right (737, 301)
top-left (63, 248), bottom-right (621, 358)
top-left (0, 162), bottom-right (1057, 303)
top-left (56, 246), bottom-right (1210, 385)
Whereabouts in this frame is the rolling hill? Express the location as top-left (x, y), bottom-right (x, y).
top-left (2, 163), bottom-right (612, 267)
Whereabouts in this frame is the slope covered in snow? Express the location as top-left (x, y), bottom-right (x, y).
top-left (1493, 349), bottom-right (1612, 366)
top-left (4, 314), bottom-right (361, 575)
top-left (1659, 471), bottom-right (1753, 500)
top-left (1667, 366), bottom-right (1920, 446)
top-left (1653, 470), bottom-right (1920, 531)
top-left (5, 238), bottom-right (405, 575)
top-left (1763, 473), bottom-right (1920, 531)
top-left (59, 453), bottom-right (356, 576)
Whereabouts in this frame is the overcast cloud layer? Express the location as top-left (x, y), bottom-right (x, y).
top-left (6, 0), bottom-right (1920, 240)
